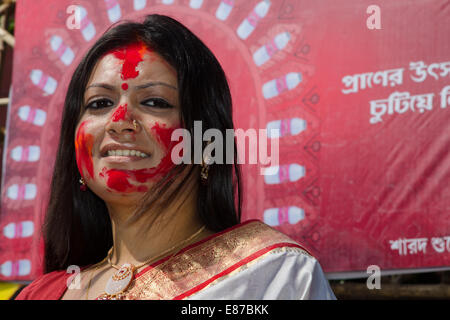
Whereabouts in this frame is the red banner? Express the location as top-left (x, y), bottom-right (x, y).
top-left (1, 0), bottom-right (449, 281)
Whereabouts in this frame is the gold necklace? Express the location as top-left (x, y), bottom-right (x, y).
top-left (85, 257), bottom-right (108, 300)
top-left (91, 225), bottom-right (206, 300)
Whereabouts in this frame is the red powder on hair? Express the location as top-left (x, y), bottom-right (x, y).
top-left (75, 121), bottom-right (94, 179)
top-left (111, 42), bottom-right (149, 80)
top-left (111, 104), bottom-right (128, 122)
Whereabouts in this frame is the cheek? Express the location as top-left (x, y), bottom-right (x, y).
top-left (97, 122), bottom-right (180, 193)
top-left (75, 121), bottom-right (95, 179)
top-left (150, 121), bottom-right (179, 152)
top-left (147, 121), bottom-right (180, 176)
top-left (99, 168), bottom-right (148, 193)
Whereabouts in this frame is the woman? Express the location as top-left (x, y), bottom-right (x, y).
top-left (16, 14), bottom-right (335, 300)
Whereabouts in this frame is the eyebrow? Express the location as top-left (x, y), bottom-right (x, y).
top-left (135, 82), bottom-right (178, 90)
top-left (85, 82), bottom-right (178, 91)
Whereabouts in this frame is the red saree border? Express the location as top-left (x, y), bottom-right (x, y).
top-left (126, 220), bottom-right (313, 300)
top-left (174, 242), bottom-right (307, 300)
top-left (16, 220), bottom-right (312, 300)
top-left (135, 219), bottom-right (264, 279)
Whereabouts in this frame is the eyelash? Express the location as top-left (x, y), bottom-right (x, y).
top-left (85, 98), bottom-right (114, 109)
top-left (85, 98), bottom-right (174, 110)
top-left (142, 98), bottom-right (174, 109)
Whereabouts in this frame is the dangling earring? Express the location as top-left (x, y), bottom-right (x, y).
top-left (200, 161), bottom-right (209, 185)
top-left (200, 144), bottom-right (212, 185)
top-left (79, 177), bottom-right (87, 191)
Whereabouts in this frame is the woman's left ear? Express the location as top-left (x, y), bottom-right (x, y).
top-left (200, 141), bottom-right (212, 185)
top-left (79, 177), bottom-right (87, 191)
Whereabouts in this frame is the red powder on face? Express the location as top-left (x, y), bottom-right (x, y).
top-left (75, 121), bottom-right (94, 179)
top-left (137, 185), bottom-right (148, 193)
top-left (101, 168), bottom-right (134, 192)
top-left (111, 42), bottom-right (149, 80)
top-left (151, 122), bottom-right (173, 149)
top-left (99, 123), bottom-right (180, 193)
top-left (131, 123), bottom-right (179, 182)
top-left (100, 151), bottom-right (175, 192)
top-left (111, 104), bottom-right (128, 122)
top-left (155, 124), bottom-right (178, 168)
top-left (101, 166), bottom-right (171, 193)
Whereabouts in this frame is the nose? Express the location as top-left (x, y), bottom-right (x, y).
top-left (106, 103), bottom-right (140, 135)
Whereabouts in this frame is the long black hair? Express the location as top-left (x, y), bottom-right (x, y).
top-left (44, 14), bottom-right (242, 273)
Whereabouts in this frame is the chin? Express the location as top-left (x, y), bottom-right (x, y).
top-left (89, 182), bottom-right (150, 202)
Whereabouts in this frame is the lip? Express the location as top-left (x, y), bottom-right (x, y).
top-left (102, 155), bottom-right (148, 163)
top-left (100, 143), bottom-right (152, 158)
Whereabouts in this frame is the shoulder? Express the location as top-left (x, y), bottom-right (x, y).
top-left (185, 220), bottom-right (336, 299)
top-left (219, 219), bottom-right (314, 257)
top-left (15, 270), bottom-right (70, 300)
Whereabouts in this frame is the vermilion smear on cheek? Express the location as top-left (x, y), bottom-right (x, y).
top-left (151, 122), bottom-right (174, 150)
top-left (100, 154), bottom-right (175, 193)
top-left (128, 123), bottom-right (179, 184)
top-left (137, 185), bottom-right (148, 192)
top-left (99, 123), bottom-right (180, 193)
top-left (75, 121), bottom-right (94, 179)
top-left (111, 104), bottom-right (128, 122)
top-left (111, 42), bottom-right (150, 80)
top-left (100, 167), bottom-right (168, 193)
top-left (149, 122), bottom-right (179, 175)
top-left (100, 168), bottom-right (134, 192)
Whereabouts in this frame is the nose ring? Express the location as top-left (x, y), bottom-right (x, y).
top-left (133, 120), bottom-right (138, 130)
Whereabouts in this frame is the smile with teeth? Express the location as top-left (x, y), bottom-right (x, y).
top-left (106, 149), bottom-right (149, 158)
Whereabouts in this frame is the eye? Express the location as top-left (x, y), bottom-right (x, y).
top-left (85, 98), bottom-right (114, 109)
top-left (142, 98), bottom-right (174, 109)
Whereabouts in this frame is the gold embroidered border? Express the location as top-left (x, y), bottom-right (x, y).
top-left (125, 221), bottom-right (308, 300)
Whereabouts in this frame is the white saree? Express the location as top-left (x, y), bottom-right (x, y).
top-left (187, 246), bottom-right (335, 300)
top-left (125, 220), bottom-right (336, 300)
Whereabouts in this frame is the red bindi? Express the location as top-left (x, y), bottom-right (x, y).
top-left (121, 83), bottom-right (128, 90)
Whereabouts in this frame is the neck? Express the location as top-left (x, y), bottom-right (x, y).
top-left (105, 181), bottom-right (208, 268)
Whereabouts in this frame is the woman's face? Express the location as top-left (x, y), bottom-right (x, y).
top-left (75, 42), bottom-right (180, 204)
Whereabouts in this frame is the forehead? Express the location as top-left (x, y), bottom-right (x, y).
top-left (86, 44), bottom-right (177, 86)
